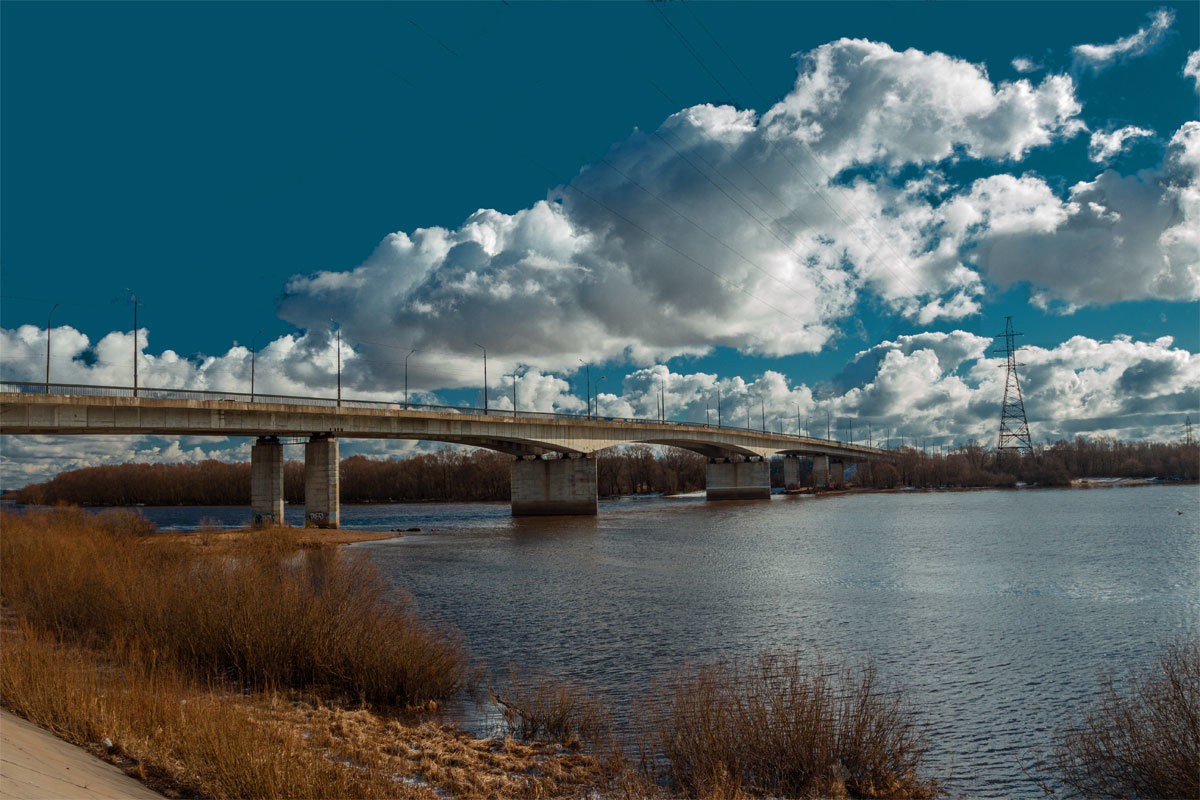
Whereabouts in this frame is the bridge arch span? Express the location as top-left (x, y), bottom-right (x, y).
top-left (601, 438), bottom-right (760, 460)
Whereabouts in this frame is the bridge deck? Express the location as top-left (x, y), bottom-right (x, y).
top-left (0, 383), bottom-right (886, 461)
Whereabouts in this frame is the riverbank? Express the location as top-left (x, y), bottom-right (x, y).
top-left (0, 507), bottom-right (946, 799)
top-left (0, 508), bottom-right (625, 799)
top-left (0, 623), bottom-right (615, 800)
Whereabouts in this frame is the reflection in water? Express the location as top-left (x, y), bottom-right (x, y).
top-left (131, 486), bottom-right (1198, 798)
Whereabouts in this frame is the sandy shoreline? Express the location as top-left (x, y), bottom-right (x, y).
top-left (152, 526), bottom-right (402, 548)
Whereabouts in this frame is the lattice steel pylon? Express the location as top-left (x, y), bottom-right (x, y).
top-left (994, 316), bottom-right (1033, 454)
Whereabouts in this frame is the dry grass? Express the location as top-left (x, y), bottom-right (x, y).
top-left (492, 671), bottom-right (614, 750)
top-left (0, 621), bottom-right (412, 799)
top-left (637, 652), bottom-right (940, 799)
top-left (0, 621), bottom-right (612, 799)
top-left (271, 701), bottom-right (611, 798)
top-left (0, 507), bottom-right (471, 706)
top-left (1054, 636), bottom-right (1199, 800)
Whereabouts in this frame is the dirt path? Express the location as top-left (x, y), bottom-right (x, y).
top-left (0, 710), bottom-right (161, 799)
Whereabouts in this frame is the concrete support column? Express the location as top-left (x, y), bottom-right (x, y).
top-left (511, 454), bottom-right (598, 516)
top-left (812, 455), bottom-right (830, 487)
top-left (782, 456), bottom-right (802, 489)
top-left (304, 434), bottom-right (339, 528)
top-left (250, 436), bottom-right (284, 527)
top-left (706, 457), bottom-right (770, 501)
top-left (829, 460), bottom-right (845, 487)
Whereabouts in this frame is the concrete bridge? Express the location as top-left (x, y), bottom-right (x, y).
top-left (1, 382), bottom-right (888, 526)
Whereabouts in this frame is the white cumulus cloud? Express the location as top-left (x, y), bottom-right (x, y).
top-left (277, 38), bottom-right (1086, 381)
top-left (1185, 50), bottom-right (1200, 92)
top-left (1072, 8), bottom-right (1175, 71)
top-left (1012, 57), bottom-right (1042, 74)
top-left (950, 123), bottom-right (1200, 308)
top-left (1087, 125), bottom-right (1155, 162)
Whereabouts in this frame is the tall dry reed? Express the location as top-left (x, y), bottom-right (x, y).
top-left (0, 507), bottom-right (471, 705)
top-left (492, 671), bottom-right (613, 749)
top-left (637, 652), bottom-right (939, 799)
top-left (1054, 636), bottom-right (1199, 800)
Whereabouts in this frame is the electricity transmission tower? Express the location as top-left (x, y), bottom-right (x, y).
top-left (1186, 415), bottom-right (1194, 447)
top-left (994, 316), bottom-right (1033, 455)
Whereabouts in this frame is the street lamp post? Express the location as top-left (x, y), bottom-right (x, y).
top-left (579, 359), bottom-right (591, 418)
top-left (474, 343), bottom-right (487, 412)
top-left (511, 372), bottom-right (518, 417)
top-left (125, 291), bottom-right (141, 397)
top-left (716, 386), bottom-right (721, 428)
top-left (795, 404), bottom-right (801, 437)
top-left (760, 396), bottom-right (766, 433)
top-left (45, 303), bottom-right (58, 391)
top-left (251, 328), bottom-right (263, 401)
top-left (329, 320), bottom-right (341, 407)
top-left (404, 349), bottom-right (417, 408)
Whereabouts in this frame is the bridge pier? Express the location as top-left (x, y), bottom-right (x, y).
top-left (250, 436), bottom-right (284, 527)
top-left (812, 455), bottom-right (829, 487)
top-left (706, 457), bottom-right (770, 501)
top-left (782, 456), bottom-right (802, 489)
top-left (511, 454), bottom-right (598, 516)
top-left (829, 460), bottom-right (845, 486)
top-left (304, 434), bottom-right (339, 528)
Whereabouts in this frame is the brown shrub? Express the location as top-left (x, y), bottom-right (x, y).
top-left (492, 671), bottom-right (613, 749)
top-left (0, 507), bottom-right (472, 706)
top-left (1054, 636), bottom-right (1199, 800)
top-left (637, 652), bottom-right (939, 799)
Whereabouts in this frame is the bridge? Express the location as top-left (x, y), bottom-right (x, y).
top-left (1, 382), bottom-right (888, 526)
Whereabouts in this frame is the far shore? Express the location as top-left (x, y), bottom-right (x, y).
top-left (4, 475), bottom-right (1193, 511)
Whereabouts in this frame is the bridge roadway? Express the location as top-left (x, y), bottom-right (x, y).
top-left (1, 382), bottom-right (887, 525)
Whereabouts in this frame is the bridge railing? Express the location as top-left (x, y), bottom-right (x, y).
top-left (0, 380), bottom-right (883, 453)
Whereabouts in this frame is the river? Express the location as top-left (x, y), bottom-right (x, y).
top-left (131, 485), bottom-right (1198, 798)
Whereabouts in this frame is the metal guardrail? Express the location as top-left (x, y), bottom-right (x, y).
top-left (0, 380), bottom-right (883, 453)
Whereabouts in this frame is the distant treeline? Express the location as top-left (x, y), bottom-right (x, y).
top-left (8, 438), bottom-right (1196, 506)
top-left (861, 438), bottom-right (1199, 489)
top-left (10, 445), bottom-right (708, 506)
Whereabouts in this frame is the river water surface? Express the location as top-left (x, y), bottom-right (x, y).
top-left (135, 485), bottom-right (1198, 798)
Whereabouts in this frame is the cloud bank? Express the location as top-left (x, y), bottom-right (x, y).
top-left (273, 36), bottom-right (1196, 384)
top-left (3, 326), bottom-right (1196, 486)
top-left (276, 38), bottom-right (1099, 383)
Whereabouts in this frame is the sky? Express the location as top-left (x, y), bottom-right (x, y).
top-left (1, 1), bottom-right (1198, 486)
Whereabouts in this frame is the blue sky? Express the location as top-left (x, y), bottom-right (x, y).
top-left (2, 1), bottom-right (1198, 483)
